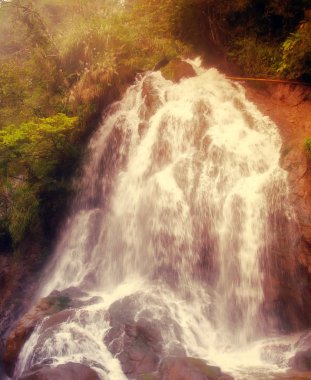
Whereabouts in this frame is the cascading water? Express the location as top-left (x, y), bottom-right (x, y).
top-left (14, 60), bottom-right (302, 379)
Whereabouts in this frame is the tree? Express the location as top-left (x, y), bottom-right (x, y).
top-left (0, 114), bottom-right (78, 244)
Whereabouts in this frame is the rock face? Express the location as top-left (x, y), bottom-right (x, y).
top-left (245, 83), bottom-right (311, 331)
top-left (246, 84), bottom-right (311, 249)
top-left (19, 362), bottom-right (101, 380)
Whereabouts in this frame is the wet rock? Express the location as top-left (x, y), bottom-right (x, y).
top-left (160, 59), bottom-right (196, 83)
top-left (289, 348), bottom-right (311, 371)
top-left (49, 288), bottom-right (103, 309)
top-left (2, 295), bottom-right (73, 377)
top-left (106, 293), bottom-right (186, 360)
top-left (284, 330), bottom-right (311, 375)
top-left (157, 357), bottom-right (234, 380)
top-left (105, 316), bottom-right (163, 378)
top-left (141, 76), bottom-right (162, 120)
top-left (49, 287), bottom-right (87, 300)
top-left (106, 294), bottom-right (137, 327)
top-left (19, 362), bottom-right (101, 380)
top-left (40, 308), bottom-right (75, 331)
top-left (105, 295), bottom-right (165, 376)
top-left (295, 330), bottom-right (311, 350)
top-left (2, 285), bottom-right (106, 378)
top-left (105, 297), bottom-right (231, 379)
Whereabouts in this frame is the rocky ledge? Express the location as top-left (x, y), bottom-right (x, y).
top-left (1, 290), bottom-right (234, 380)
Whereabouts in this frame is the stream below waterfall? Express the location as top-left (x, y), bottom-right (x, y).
top-left (13, 59), bottom-right (309, 380)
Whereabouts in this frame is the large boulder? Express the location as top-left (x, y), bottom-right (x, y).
top-left (105, 316), bottom-right (163, 378)
top-left (289, 332), bottom-right (311, 372)
top-left (19, 362), bottom-right (101, 380)
top-left (105, 294), bottom-right (188, 378)
top-left (160, 59), bottom-right (196, 83)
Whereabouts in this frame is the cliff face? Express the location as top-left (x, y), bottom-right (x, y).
top-left (246, 83), bottom-right (311, 256)
top-left (245, 83), bottom-right (311, 329)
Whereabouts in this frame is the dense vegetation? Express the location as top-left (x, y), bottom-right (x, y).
top-left (0, 0), bottom-right (310, 253)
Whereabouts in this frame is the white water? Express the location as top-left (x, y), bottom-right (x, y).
top-left (15, 60), bottom-right (301, 379)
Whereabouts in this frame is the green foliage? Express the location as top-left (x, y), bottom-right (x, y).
top-left (0, 114), bottom-right (78, 245)
top-left (229, 37), bottom-right (281, 77)
top-left (278, 21), bottom-right (311, 79)
top-left (226, 1), bottom-right (310, 78)
top-left (159, 0), bottom-right (309, 79)
top-left (166, 0), bottom-right (250, 48)
top-left (0, 0), bottom-right (65, 128)
top-left (0, 114), bottom-right (78, 181)
top-left (0, 60), bottom-right (30, 128)
top-left (120, 0), bottom-right (187, 67)
top-left (58, 15), bottom-right (112, 78)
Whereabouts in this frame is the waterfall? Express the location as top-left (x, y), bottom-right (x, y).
top-left (15, 60), bottom-right (300, 379)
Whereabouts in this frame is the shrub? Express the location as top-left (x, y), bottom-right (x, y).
top-left (277, 20), bottom-right (311, 79)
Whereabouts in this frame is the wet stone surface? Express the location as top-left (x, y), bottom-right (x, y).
top-left (105, 305), bottom-right (163, 377)
top-left (19, 362), bottom-right (101, 380)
